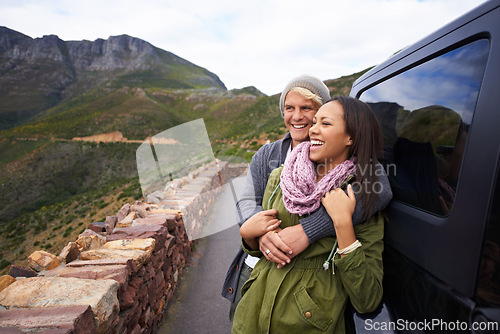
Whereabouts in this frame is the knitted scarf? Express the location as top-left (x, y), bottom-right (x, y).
top-left (280, 142), bottom-right (357, 215)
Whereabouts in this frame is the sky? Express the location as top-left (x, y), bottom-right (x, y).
top-left (0, 0), bottom-right (487, 95)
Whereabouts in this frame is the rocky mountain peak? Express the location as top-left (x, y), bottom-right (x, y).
top-left (66, 34), bottom-right (160, 72)
top-left (0, 27), bottom-right (227, 129)
top-left (0, 28), bottom-right (69, 64)
top-left (0, 26), bottom-right (30, 53)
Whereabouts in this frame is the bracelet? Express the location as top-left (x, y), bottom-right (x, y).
top-left (323, 239), bottom-right (362, 274)
top-left (338, 239), bottom-right (362, 255)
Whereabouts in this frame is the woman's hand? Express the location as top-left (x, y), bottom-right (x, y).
top-left (322, 184), bottom-right (356, 228)
top-left (240, 209), bottom-right (281, 250)
top-left (321, 184), bottom-right (357, 251)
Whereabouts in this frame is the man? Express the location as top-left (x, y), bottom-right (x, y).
top-left (222, 75), bottom-right (334, 320)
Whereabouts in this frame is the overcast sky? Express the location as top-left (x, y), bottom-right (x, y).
top-left (1, 0), bottom-right (486, 95)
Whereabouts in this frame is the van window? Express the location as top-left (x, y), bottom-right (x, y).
top-left (360, 39), bottom-right (489, 215)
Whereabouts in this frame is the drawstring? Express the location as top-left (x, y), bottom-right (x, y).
top-left (266, 165), bottom-right (283, 210)
top-left (323, 240), bottom-right (337, 271)
top-left (267, 182), bottom-right (281, 211)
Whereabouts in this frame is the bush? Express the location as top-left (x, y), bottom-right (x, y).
top-left (63, 226), bottom-right (73, 238)
top-left (34, 222), bottom-right (47, 233)
top-left (224, 146), bottom-right (239, 156)
top-left (96, 200), bottom-right (108, 209)
top-left (0, 259), bottom-right (10, 270)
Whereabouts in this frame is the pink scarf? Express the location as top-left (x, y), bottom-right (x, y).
top-left (280, 142), bottom-right (356, 215)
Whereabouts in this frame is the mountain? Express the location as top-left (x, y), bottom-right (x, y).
top-left (0, 26), bottom-right (368, 274)
top-left (0, 26), bottom-right (226, 130)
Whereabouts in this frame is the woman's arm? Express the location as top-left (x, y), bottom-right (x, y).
top-left (322, 184), bottom-right (384, 313)
top-left (334, 215), bottom-right (384, 313)
top-left (240, 210), bottom-right (281, 250)
top-left (321, 184), bottom-right (357, 251)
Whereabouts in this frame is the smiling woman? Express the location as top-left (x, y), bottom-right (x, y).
top-left (233, 96), bottom-right (392, 333)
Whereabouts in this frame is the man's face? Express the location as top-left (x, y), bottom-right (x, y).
top-left (283, 90), bottom-right (319, 148)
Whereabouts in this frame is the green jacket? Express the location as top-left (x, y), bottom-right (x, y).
top-left (232, 166), bottom-right (384, 333)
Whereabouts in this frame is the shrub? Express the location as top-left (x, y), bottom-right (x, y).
top-left (63, 226), bottom-right (73, 238)
top-left (0, 259), bottom-right (10, 270)
top-left (34, 222), bottom-right (47, 233)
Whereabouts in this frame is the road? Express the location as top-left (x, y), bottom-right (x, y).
top-left (156, 176), bottom-right (246, 334)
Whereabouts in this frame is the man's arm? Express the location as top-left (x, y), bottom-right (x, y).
top-left (260, 163), bottom-right (393, 265)
top-left (300, 206), bottom-right (335, 243)
top-left (301, 163), bottom-right (392, 243)
top-left (236, 147), bottom-right (269, 226)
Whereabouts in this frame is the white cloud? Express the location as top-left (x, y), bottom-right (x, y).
top-left (0, 0), bottom-right (486, 95)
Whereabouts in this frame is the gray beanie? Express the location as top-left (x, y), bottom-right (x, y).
top-left (279, 75), bottom-right (331, 117)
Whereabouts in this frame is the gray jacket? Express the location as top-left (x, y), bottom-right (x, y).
top-left (221, 133), bottom-right (392, 301)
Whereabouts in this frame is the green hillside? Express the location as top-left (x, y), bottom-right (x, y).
top-left (0, 26), bottom-right (368, 274)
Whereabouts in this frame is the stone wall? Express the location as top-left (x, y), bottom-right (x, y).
top-left (0, 160), bottom-right (247, 333)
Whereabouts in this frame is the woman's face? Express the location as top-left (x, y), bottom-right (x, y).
top-left (283, 90), bottom-right (318, 148)
top-left (309, 101), bottom-right (352, 171)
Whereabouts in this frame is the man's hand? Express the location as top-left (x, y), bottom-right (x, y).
top-left (259, 224), bottom-right (310, 268)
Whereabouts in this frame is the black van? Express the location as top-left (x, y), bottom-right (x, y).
top-left (349, 0), bottom-right (500, 332)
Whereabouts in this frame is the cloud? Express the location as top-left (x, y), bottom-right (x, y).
top-left (0, 0), bottom-right (485, 95)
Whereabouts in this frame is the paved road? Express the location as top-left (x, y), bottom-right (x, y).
top-left (156, 176), bottom-right (246, 334)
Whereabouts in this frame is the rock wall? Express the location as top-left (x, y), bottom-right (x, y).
top-left (0, 160), bottom-right (247, 333)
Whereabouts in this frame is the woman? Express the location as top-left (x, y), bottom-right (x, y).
top-left (232, 96), bottom-right (391, 333)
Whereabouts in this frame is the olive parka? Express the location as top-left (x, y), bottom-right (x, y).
top-left (232, 166), bottom-right (385, 333)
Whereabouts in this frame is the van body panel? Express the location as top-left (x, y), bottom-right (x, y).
top-left (348, 1), bottom-right (500, 329)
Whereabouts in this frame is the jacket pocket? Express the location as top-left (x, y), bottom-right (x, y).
top-left (240, 270), bottom-right (259, 297)
top-left (294, 286), bottom-right (334, 331)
